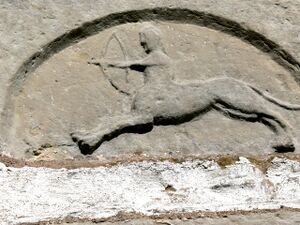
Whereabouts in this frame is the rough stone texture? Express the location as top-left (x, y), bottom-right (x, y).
top-left (0, 1), bottom-right (300, 224)
top-left (1, 0), bottom-right (300, 159)
top-left (6, 21), bottom-right (299, 159)
top-left (58, 211), bottom-right (300, 225)
top-left (0, 157), bottom-right (299, 225)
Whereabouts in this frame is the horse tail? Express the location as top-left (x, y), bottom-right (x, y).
top-left (249, 86), bottom-right (300, 110)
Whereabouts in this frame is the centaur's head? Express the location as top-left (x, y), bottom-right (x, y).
top-left (139, 24), bottom-right (164, 54)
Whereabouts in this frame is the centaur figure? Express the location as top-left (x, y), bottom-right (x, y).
top-left (71, 24), bottom-right (300, 155)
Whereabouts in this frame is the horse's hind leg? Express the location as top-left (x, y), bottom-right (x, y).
top-left (258, 113), bottom-right (295, 152)
top-left (71, 113), bottom-right (154, 155)
top-left (214, 103), bottom-right (295, 152)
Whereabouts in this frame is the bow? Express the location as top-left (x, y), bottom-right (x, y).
top-left (99, 32), bottom-right (131, 96)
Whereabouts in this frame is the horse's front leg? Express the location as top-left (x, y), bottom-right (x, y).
top-left (71, 113), bottom-right (153, 155)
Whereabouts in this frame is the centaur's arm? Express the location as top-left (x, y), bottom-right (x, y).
top-left (108, 54), bottom-right (158, 68)
top-left (87, 56), bottom-right (153, 72)
top-left (88, 52), bottom-right (169, 70)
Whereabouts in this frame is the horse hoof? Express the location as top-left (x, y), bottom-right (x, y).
top-left (273, 143), bottom-right (295, 153)
top-left (70, 132), bottom-right (101, 155)
top-left (78, 140), bottom-right (95, 155)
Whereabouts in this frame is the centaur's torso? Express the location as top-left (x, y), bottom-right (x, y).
top-left (132, 50), bottom-right (213, 117)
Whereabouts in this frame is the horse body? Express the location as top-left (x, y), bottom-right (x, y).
top-left (71, 24), bottom-right (299, 154)
top-left (132, 80), bottom-right (211, 118)
top-left (71, 76), bottom-right (297, 155)
top-left (133, 77), bottom-right (267, 120)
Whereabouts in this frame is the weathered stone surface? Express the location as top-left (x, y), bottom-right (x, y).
top-left (0, 157), bottom-right (299, 224)
top-left (55, 211), bottom-right (300, 225)
top-left (1, 1), bottom-right (300, 159)
top-left (0, 1), bottom-right (300, 224)
top-left (7, 21), bottom-right (299, 159)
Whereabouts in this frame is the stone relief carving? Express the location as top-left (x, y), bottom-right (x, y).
top-left (4, 19), bottom-right (300, 159)
top-left (70, 24), bottom-right (300, 155)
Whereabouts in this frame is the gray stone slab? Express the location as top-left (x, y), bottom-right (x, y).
top-left (0, 2), bottom-right (300, 224)
top-left (1, 1), bottom-right (300, 159)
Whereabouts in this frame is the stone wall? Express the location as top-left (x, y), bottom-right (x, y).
top-left (0, 1), bottom-right (299, 224)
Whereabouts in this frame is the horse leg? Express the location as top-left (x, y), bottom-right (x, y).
top-left (214, 102), bottom-right (295, 152)
top-left (210, 78), bottom-right (295, 152)
top-left (258, 114), bottom-right (294, 152)
top-left (71, 113), bottom-right (154, 155)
